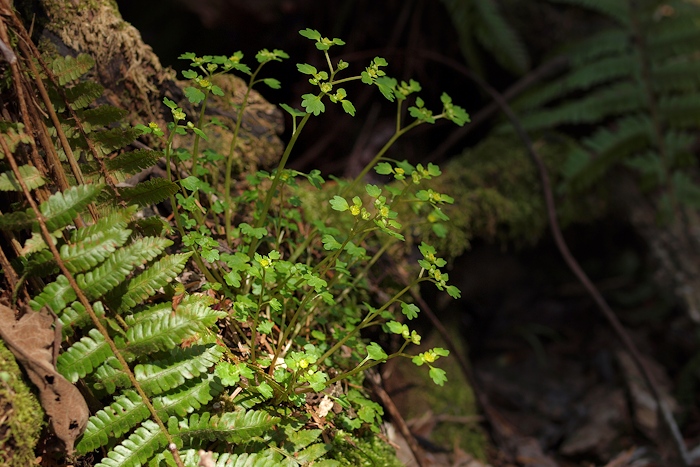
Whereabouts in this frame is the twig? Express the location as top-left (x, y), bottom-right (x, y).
top-left (366, 370), bottom-right (427, 467)
top-left (419, 49), bottom-right (691, 466)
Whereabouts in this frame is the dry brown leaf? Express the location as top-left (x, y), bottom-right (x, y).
top-left (0, 304), bottom-right (88, 454)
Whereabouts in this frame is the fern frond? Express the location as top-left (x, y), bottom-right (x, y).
top-left (115, 252), bottom-right (193, 312)
top-left (90, 127), bottom-right (142, 155)
top-left (76, 390), bottom-right (150, 454)
top-left (134, 343), bottom-right (224, 395)
top-left (0, 164), bottom-right (46, 191)
top-left (16, 248), bottom-right (56, 278)
top-left (58, 300), bottom-right (105, 337)
top-left (169, 409), bottom-right (280, 446)
top-left (472, 0), bottom-right (530, 74)
top-left (518, 82), bottom-right (644, 132)
top-left (41, 183), bottom-right (104, 232)
top-left (124, 302), bottom-right (174, 327)
top-left (94, 420), bottom-right (167, 467)
top-left (169, 449), bottom-right (280, 467)
top-left (117, 178), bottom-right (180, 208)
top-left (0, 208), bottom-right (37, 231)
top-left (514, 55), bottom-right (634, 112)
top-left (77, 106), bottom-right (130, 133)
top-left (660, 93), bottom-right (700, 127)
top-left (91, 358), bottom-right (131, 394)
top-left (60, 226), bottom-right (132, 274)
top-left (70, 207), bottom-right (134, 243)
top-left (562, 29), bottom-right (630, 66)
top-left (565, 115), bottom-right (652, 191)
top-left (30, 274), bottom-right (75, 311)
top-left (55, 81), bottom-right (104, 111)
top-left (648, 13), bottom-right (700, 60)
top-left (50, 53), bottom-right (95, 86)
top-left (548, 0), bottom-right (629, 25)
top-left (123, 313), bottom-right (204, 357)
top-left (153, 373), bottom-right (225, 418)
top-left (57, 327), bottom-right (111, 383)
top-left (653, 57), bottom-right (700, 93)
top-left (76, 236), bottom-right (172, 300)
top-left (106, 149), bottom-right (162, 177)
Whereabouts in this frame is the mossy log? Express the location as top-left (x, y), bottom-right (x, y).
top-left (15, 0), bottom-right (284, 170)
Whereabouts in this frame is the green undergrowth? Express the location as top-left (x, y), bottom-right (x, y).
top-left (0, 340), bottom-right (43, 467)
top-left (0, 19), bottom-right (471, 466)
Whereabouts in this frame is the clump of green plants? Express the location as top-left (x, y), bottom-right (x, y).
top-left (0, 22), bottom-right (468, 466)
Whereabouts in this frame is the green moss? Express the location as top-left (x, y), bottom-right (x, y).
top-left (0, 339), bottom-right (44, 467)
top-left (329, 433), bottom-right (404, 466)
top-left (428, 134), bottom-right (606, 259)
top-left (393, 323), bottom-right (490, 461)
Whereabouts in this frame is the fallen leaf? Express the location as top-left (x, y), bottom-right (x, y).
top-left (0, 304), bottom-right (89, 454)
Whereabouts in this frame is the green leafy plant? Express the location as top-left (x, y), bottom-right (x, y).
top-left (0, 19), bottom-right (468, 466)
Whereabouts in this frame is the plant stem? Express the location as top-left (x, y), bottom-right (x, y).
top-left (224, 64), bottom-right (265, 246)
top-left (247, 112), bottom-right (312, 257)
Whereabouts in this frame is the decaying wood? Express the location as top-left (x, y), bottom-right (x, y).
top-left (20, 0), bottom-right (284, 170)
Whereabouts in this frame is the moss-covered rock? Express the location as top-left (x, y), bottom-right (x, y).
top-left (0, 339), bottom-right (44, 467)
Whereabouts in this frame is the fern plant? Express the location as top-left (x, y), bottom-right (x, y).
top-left (505, 0), bottom-right (700, 217)
top-left (0, 7), bottom-right (469, 465)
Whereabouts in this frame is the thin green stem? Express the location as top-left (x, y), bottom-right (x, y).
top-left (225, 64), bottom-right (266, 245)
top-left (344, 119), bottom-right (422, 194)
top-left (247, 112), bottom-right (313, 257)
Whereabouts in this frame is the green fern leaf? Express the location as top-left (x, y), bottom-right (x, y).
top-left (41, 183), bottom-right (104, 232)
top-left (91, 358), bottom-right (131, 394)
top-left (517, 82), bottom-right (644, 132)
top-left (77, 106), bottom-right (130, 133)
top-left (16, 249), bottom-right (57, 277)
top-left (0, 208), bottom-right (37, 231)
top-left (57, 327), bottom-right (111, 383)
top-left (76, 236), bottom-right (172, 300)
top-left (58, 300), bottom-right (105, 337)
top-left (30, 274), bottom-right (75, 312)
top-left (62, 81), bottom-right (104, 111)
top-left (116, 252), bottom-right (193, 312)
top-left (515, 55), bottom-right (634, 112)
top-left (90, 127), bottom-right (142, 155)
top-left (154, 373), bottom-right (224, 418)
top-left (76, 390), bottom-right (150, 454)
top-left (653, 57), bottom-right (700, 93)
top-left (660, 93), bottom-right (700, 127)
top-left (169, 409), bottom-right (280, 447)
top-left (124, 302), bottom-right (174, 327)
top-left (124, 313), bottom-right (203, 357)
top-left (94, 420), bottom-right (167, 467)
top-left (473, 0), bottom-right (530, 74)
top-left (61, 226), bottom-right (132, 274)
top-left (0, 164), bottom-right (46, 191)
top-left (70, 207), bottom-right (134, 243)
top-left (153, 449), bottom-right (280, 467)
top-left (135, 343), bottom-right (224, 395)
top-left (565, 115), bottom-right (652, 191)
top-left (106, 149), bottom-right (162, 177)
top-left (50, 53), bottom-right (95, 86)
top-left (118, 178), bottom-right (180, 207)
top-left (548, 0), bottom-right (629, 25)
top-left (563, 29), bottom-right (630, 66)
